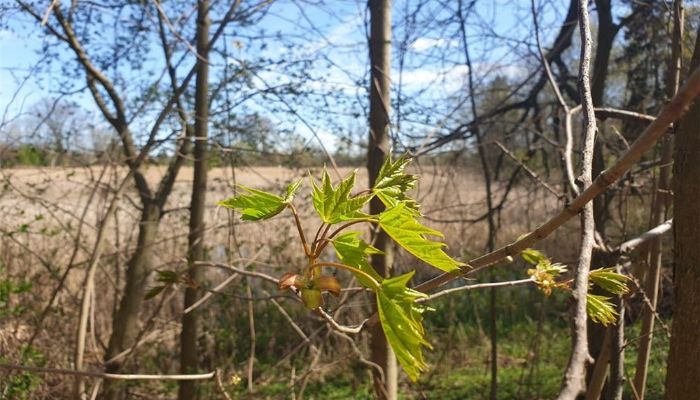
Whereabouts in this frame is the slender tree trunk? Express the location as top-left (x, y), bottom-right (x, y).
top-left (664, 22), bottom-right (700, 400)
top-left (635, 2), bottom-right (682, 398)
top-left (178, 1), bottom-right (210, 399)
top-left (587, 3), bottom-right (620, 395)
top-left (557, 1), bottom-right (596, 398)
top-left (102, 202), bottom-right (161, 399)
top-left (367, 1), bottom-right (397, 399)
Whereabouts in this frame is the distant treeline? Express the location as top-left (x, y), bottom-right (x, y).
top-left (1, 142), bottom-right (476, 169)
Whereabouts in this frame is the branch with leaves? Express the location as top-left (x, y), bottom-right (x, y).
top-left (213, 154), bottom-right (632, 382)
top-left (217, 155), bottom-right (464, 381)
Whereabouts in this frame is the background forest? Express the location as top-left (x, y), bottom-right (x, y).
top-left (1, 0), bottom-right (699, 399)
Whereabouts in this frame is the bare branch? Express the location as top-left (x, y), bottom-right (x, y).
top-left (0, 364), bottom-right (216, 381)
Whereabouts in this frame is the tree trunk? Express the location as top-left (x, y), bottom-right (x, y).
top-left (587, 3), bottom-right (619, 395)
top-left (102, 202), bottom-right (161, 399)
top-left (635, 2), bottom-right (682, 397)
top-left (664, 23), bottom-right (700, 400)
top-left (178, 1), bottom-right (210, 399)
top-left (367, 1), bottom-right (397, 399)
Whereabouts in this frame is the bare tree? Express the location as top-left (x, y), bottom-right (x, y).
top-left (178, 0), bottom-right (213, 399)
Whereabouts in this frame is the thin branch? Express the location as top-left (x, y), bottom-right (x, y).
top-left (618, 219), bottom-right (673, 254)
top-left (184, 249), bottom-right (263, 314)
top-left (316, 308), bottom-right (367, 334)
top-left (493, 140), bottom-right (562, 198)
top-left (0, 364), bottom-right (215, 381)
top-left (420, 277), bottom-right (534, 302)
top-left (192, 261), bottom-right (279, 285)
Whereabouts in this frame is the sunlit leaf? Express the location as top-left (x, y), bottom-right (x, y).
top-left (331, 231), bottom-right (383, 288)
top-left (378, 202), bottom-right (464, 272)
top-left (218, 179), bottom-right (301, 221)
top-left (376, 271), bottom-right (431, 382)
top-left (372, 155), bottom-right (419, 211)
top-left (590, 267), bottom-right (629, 295)
top-left (586, 294), bottom-right (619, 326)
top-left (311, 169), bottom-right (372, 224)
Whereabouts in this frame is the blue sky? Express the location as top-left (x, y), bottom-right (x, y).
top-left (0, 0), bottom-right (572, 153)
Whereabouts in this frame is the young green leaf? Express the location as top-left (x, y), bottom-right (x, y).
top-left (311, 169), bottom-right (372, 224)
top-left (372, 155), bottom-right (419, 211)
top-left (218, 179), bottom-right (302, 221)
top-left (376, 272), bottom-right (431, 382)
top-left (521, 248), bottom-right (547, 265)
top-left (586, 294), bottom-right (619, 326)
top-left (331, 231), bottom-right (383, 288)
top-left (156, 270), bottom-right (180, 284)
top-left (378, 202), bottom-right (464, 272)
top-left (145, 285), bottom-right (166, 300)
top-left (528, 261), bottom-right (567, 296)
top-left (589, 267), bottom-right (629, 295)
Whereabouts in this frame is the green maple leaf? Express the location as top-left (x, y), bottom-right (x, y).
top-left (218, 179), bottom-right (301, 221)
top-left (372, 155), bottom-right (419, 211)
top-left (378, 202), bottom-right (464, 272)
top-left (586, 294), bottom-right (619, 326)
top-left (311, 169), bottom-right (372, 224)
top-left (331, 231), bottom-right (383, 288)
top-left (376, 271), bottom-right (432, 382)
top-left (589, 267), bottom-right (629, 295)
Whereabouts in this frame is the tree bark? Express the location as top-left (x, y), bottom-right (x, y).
top-left (367, 1), bottom-right (397, 399)
top-left (664, 22), bottom-right (700, 400)
top-left (557, 1), bottom-right (596, 398)
top-left (635, 2), bottom-right (683, 397)
top-left (102, 202), bottom-right (161, 399)
top-left (178, 1), bottom-right (210, 399)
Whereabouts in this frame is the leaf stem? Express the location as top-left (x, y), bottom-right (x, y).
top-left (313, 219), bottom-right (373, 258)
top-left (310, 261), bottom-right (381, 290)
top-left (288, 203), bottom-right (310, 256)
top-left (311, 222), bottom-right (327, 254)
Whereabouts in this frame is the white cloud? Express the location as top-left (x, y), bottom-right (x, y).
top-left (410, 38), bottom-right (455, 52)
top-left (400, 65), bottom-right (468, 92)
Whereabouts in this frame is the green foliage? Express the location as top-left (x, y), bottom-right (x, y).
top-left (0, 266), bottom-right (33, 318)
top-left (331, 231), bottom-right (383, 288)
top-left (16, 145), bottom-right (46, 166)
top-left (589, 267), bottom-right (629, 295)
top-left (522, 250), bottom-right (629, 326)
top-left (311, 169), bottom-right (371, 224)
top-left (378, 203), bottom-right (464, 272)
top-left (525, 250), bottom-right (567, 297)
top-left (585, 267), bottom-right (629, 326)
top-left (216, 154), bottom-right (464, 380)
top-left (520, 248), bottom-right (547, 265)
top-left (376, 272), bottom-right (431, 382)
top-left (0, 346), bottom-right (45, 400)
top-left (218, 180), bottom-right (301, 221)
top-left (372, 155), bottom-right (419, 210)
top-left (586, 294), bottom-right (619, 326)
